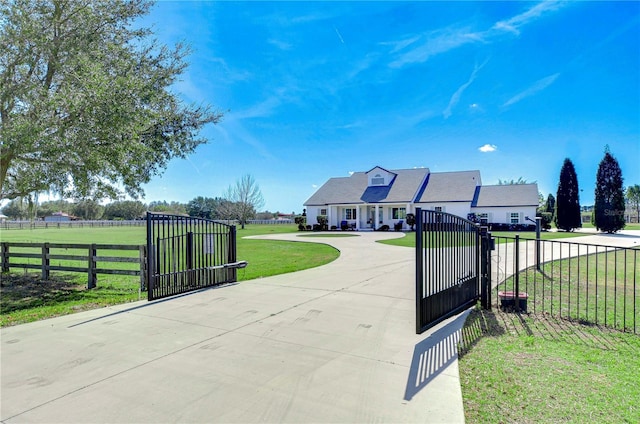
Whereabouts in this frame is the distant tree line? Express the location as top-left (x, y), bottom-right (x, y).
top-left (1, 174), bottom-right (284, 228)
top-left (1, 197), bottom-right (290, 223)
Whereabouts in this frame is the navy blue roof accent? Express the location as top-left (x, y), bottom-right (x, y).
top-left (361, 185), bottom-right (392, 203)
top-left (413, 173), bottom-right (430, 202)
top-left (361, 174), bottom-right (396, 202)
top-left (471, 185), bottom-right (481, 207)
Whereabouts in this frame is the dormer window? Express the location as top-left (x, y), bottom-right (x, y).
top-left (366, 166), bottom-right (395, 187)
top-left (371, 174), bottom-right (385, 185)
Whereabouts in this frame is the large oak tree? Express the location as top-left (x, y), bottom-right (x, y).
top-left (1, 0), bottom-right (222, 201)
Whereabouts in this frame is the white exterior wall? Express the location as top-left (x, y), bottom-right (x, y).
top-left (414, 202), bottom-right (472, 219)
top-left (305, 206), bottom-right (326, 227)
top-left (471, 206), bottom-right (537, 224)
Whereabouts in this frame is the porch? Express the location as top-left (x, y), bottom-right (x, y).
top-left (328, 204), bottom-right (411, 231)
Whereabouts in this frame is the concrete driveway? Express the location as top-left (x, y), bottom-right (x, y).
top-left (1, 231), bottom-right (467, 423)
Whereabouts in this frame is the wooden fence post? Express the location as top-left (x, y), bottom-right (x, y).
top-left (139, 245), bottom-right (147, 291)
top-left (42, 242), bottom-right (50, 280)
top-left (1, 242), bottom-right (9, 273)
top-left (88, 244), bottom-right (97, 289)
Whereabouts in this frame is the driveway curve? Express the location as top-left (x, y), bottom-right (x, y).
top-left (1, 231), bottom-right (467, 423)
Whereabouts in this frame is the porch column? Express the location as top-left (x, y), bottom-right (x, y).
top-left (356, 206), bottom-right (361, 230)
top-left (374, 204), bottom-right (379, 230)
top-left (406, 203), bottom-right (411, 229)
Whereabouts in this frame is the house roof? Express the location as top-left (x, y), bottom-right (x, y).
top-left (472, 184), bottom-right (539, 207)
top-left (304, 168), bottom-right (430, 206)
top-left (416, 170), bottom-right (481, 203)
top-left (304, 166), bottom-right (539, 208)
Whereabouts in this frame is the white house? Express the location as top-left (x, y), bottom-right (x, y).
top-left (303, 166), bottom-right (539, 230)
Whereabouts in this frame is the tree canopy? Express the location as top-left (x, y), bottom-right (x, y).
top-left (593, 150), bottom-right (625, 233)
top-left (555, 158), bottom-right (581, 231)
top-left (0, 0), bottom-right (222, 201)
top-left (221, 174), bottom-right (265, 229)
top-left (627, 184), bottom-right (640, 223)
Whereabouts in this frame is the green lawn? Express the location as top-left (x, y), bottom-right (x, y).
top-left (1, 224), bottom-right (338, 326)
top-left (459, 307), bottom-right (640, 423)
top-left (379, 229), bottom-right (592, 248)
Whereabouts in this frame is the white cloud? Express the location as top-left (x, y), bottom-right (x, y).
top-left (443, 59), bottom-right (489, 119)
top-left (389, 27), bottom-right (480, 68)
top-left (386, 1), bottom-right (568, 69)
top-left (479, 144), bottom-right (498, 153)
top-left (503, 73), bottom-right (560, 107)
top-left (492, 1), bottom-right (567, 36)
top-left (268, 38), bottom-right (292, 51)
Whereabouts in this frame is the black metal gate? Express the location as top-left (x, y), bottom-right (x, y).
top-left (415, 209), bottom-right (490, 334)
top-left (146, 213), bottom-right (246, 301)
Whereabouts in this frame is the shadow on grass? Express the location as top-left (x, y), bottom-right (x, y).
top-left (458, 307), bottom-right (505, 358)
top-left (0, 273), bottom-right (87, 313)
top-left (459, 306), bottom-right (637, 358)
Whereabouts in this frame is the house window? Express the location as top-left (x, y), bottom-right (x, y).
top-left (344, 208), bottom-right (356, 220)
top-left (510, 212), bottom-right (519, 224)
top-left (371, 174), bottom-right (384, 185)
top-left (392, 207), bottom-right (406, 219)
top-left (320, 208), bottom-right (327, 216)
top-left (434, 207), bottom-right (443, 212)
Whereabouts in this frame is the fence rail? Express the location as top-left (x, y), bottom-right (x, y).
top-left (1, 219), bottom-right (294, 230)
top-left (0, 242), bottom-right (146, 289)
top-left (491, 235), bottom-right (639, 334)
top-left (1, 220), bottom-right (146, 230)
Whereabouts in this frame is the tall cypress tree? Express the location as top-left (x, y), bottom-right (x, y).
top-left (594, 149), bottom-right (625, 233)
top-left (555, 158), bottom-right (581, 231)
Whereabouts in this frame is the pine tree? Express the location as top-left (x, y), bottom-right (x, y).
top-left (555, 158), bottom-right (581, 231)
top-left (594, 149), bottom-right (625, 233)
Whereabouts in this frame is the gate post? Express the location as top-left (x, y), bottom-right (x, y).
top-left (514, 235), bottom-right (520, 313)
top-left (88, 244), bottom-right (97, 289)
top-left (42, 242), bottom-right (50, 281)
top-left (229, 225), bottom-right (237, 282)
top-left (415, 208), bottom-right (423, 334)
top-left (146, 213), bottom-right (154, 301)
top-left (535, 217), bottom-right (541, 271)
top-left (2, 242), bottom-right (9, 273)
top-left (480, 226), bottom-right (491, 309)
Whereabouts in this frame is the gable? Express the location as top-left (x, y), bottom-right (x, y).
top-left (366, 166), bottom-right (396, 187)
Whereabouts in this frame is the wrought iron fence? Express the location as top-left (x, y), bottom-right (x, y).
top-left (491, 235), bottom-right (639, 333)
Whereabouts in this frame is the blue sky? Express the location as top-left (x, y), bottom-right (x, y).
top-left (140, 1), bottom-right (640, 214)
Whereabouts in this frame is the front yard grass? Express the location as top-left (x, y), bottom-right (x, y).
top-left (378, 229), bottom-right (591, 248)
top-left (459, 307), bottom-right (640, 423)
top-left (1, 224), bottom-right (339, 326)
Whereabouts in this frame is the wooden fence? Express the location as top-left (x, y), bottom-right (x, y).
top-left (0, 242), bottom-right (146, 289)
top-left (1, 219), bottom-right (294, 230)
top-left (0, 220), bottom-right (145, 230)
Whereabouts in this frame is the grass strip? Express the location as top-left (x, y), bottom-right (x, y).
top-left (459, 307), bottom-right (640, 423)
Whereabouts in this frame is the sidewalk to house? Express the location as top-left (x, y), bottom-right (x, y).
top-left (1, 232), bottom-right (468, 424)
